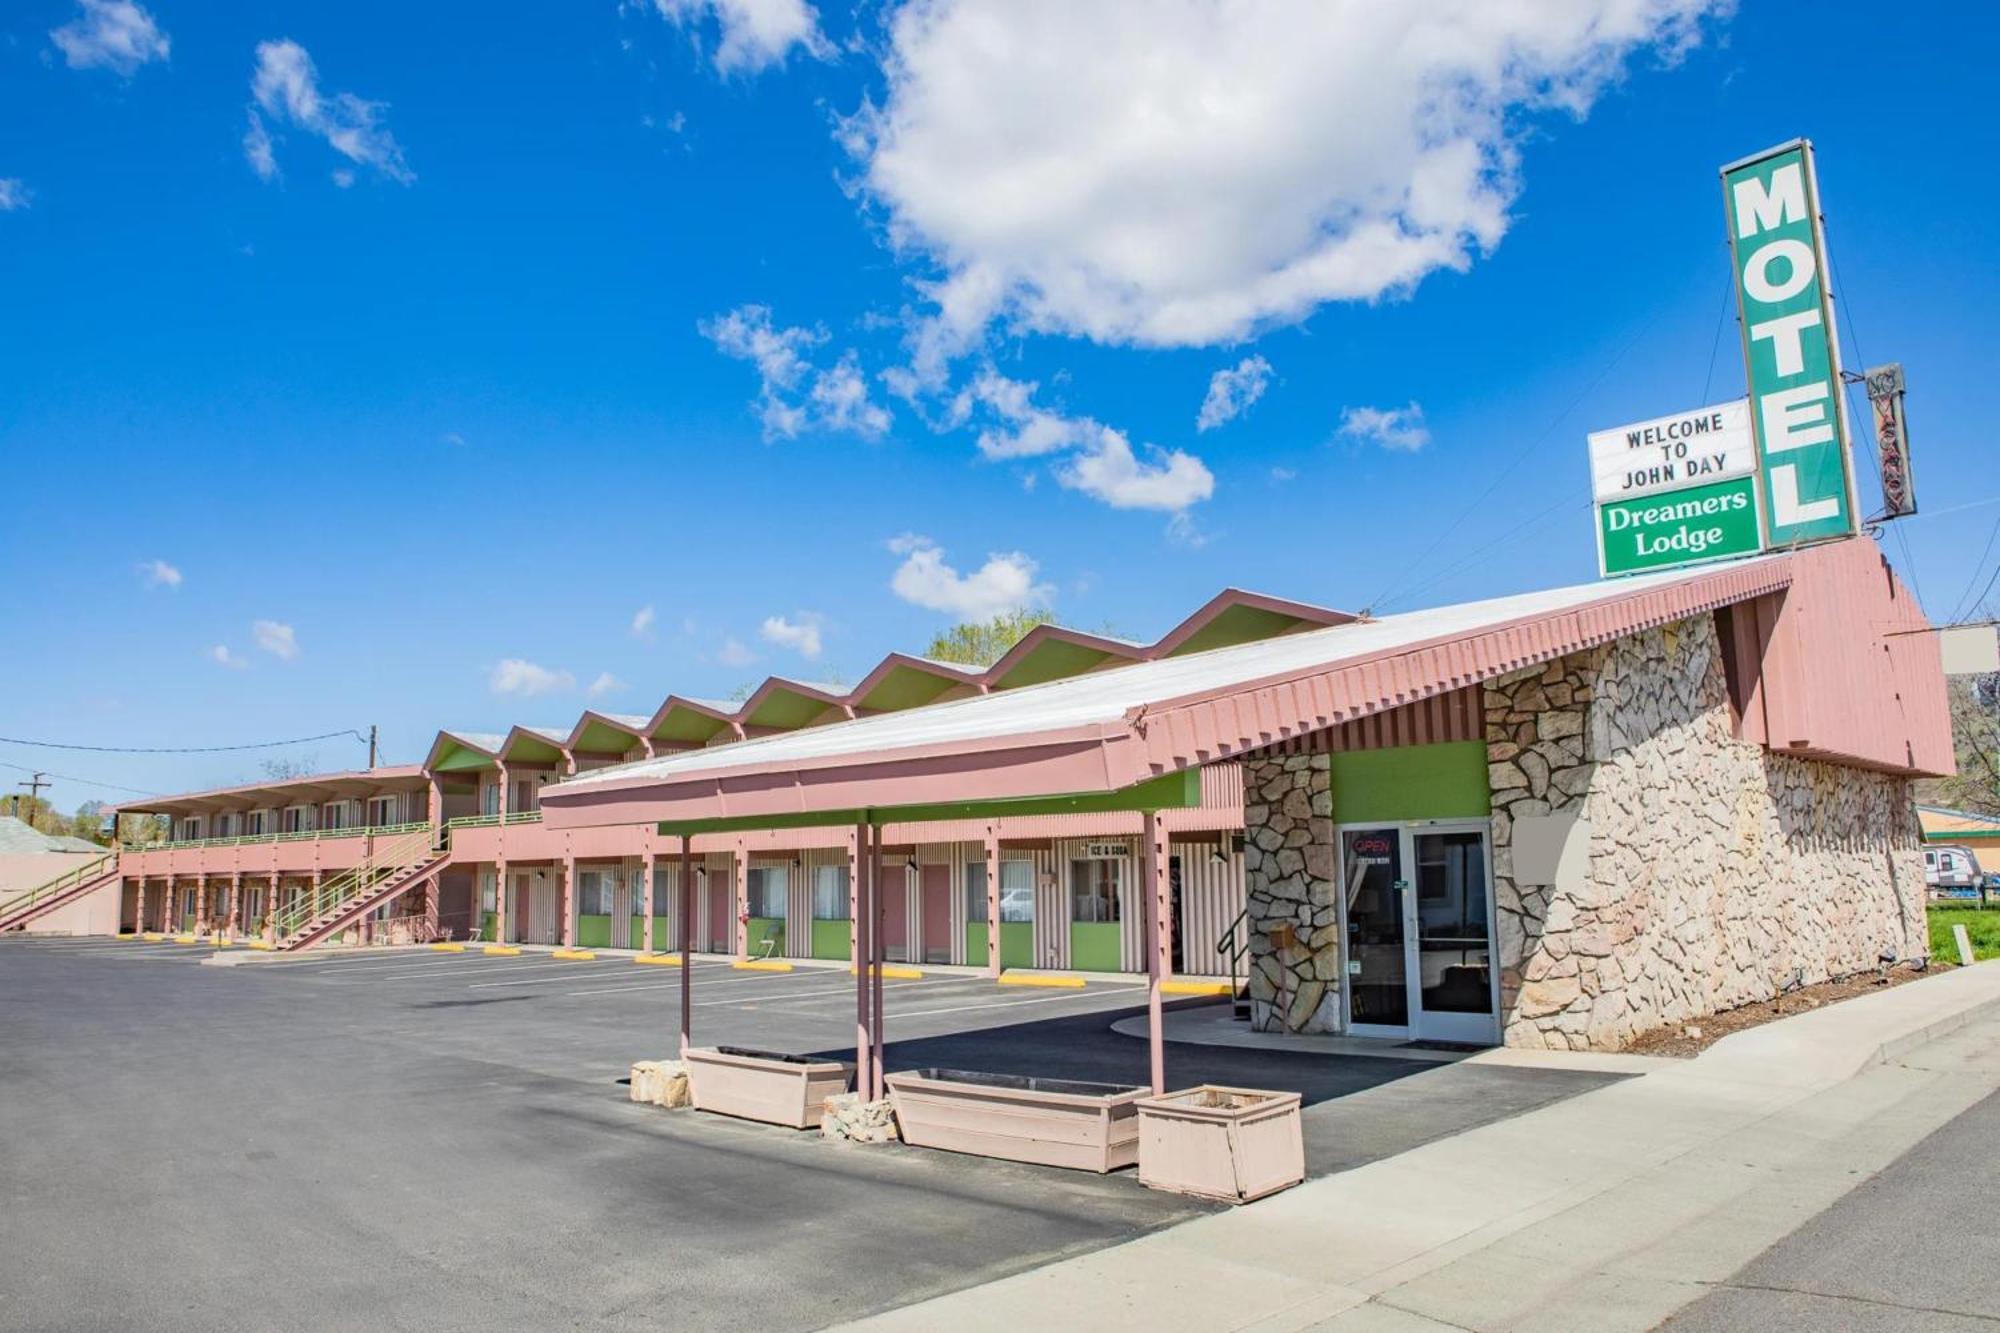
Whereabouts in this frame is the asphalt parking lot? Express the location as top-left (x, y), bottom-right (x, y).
top-left (0, 936), bottom-right (1624, 1332)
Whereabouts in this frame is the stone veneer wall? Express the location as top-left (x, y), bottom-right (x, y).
top-left (1489, 613), bottom-right (1925, 1050)
top-left (1241, 754), bottom-right (1340, 1033)
top-left (1238, 611), bottom-right (1924, 1049)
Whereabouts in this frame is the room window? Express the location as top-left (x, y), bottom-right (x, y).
top-left (1069, 859), bottom-right (1121, 924)
top-left (746, 866), bottom-right (787, 918)
top-left (368, 796), bottom-right (399, 827)
top-left (321, 802), bottom-right (348, 831)
top-left (281, 806), bottom-right (309, 834)
top-left (246, 811), bottom-right (268, 837)
top-left (479, 871), bottom-right (497, 914)
top-left (578, 870), bottom-right (615, 916)
top-left (481, 782), bottom-right (500, 817)
top-left (1000, 862), bottom-right (1035, 922)
top-left (964, 861), bottom-right (987, 922)
top-left (178, 818), bottom-right (201, 842)
top-left (811, 864), bottom-right (848, 920)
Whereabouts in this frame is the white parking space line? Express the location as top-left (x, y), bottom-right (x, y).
top-left (288, 954), bottom-right (512, 976)
top-left (464, 965), bottom-right (651, 990)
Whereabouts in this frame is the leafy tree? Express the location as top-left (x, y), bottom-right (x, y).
top-left (1922, 673), bottom-right (2000, 816)
top-left (258, 755), bottom-right (320, 782)
top-left (921, 609), bottom-right (1057, 668)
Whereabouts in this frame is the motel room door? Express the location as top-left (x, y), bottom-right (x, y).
top-left (919, 864), bottom-right (951, 964)
top-left (1340, 822), bottom-right (1499, 1046)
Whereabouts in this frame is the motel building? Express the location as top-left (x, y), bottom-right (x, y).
top-left (4, 536), bottom-right (1952, 1051)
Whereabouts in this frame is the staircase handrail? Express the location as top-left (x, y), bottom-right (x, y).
top-left (267, 828), bottom-right (436, 938)
top-left (0, 851), bottom-right (119, 924)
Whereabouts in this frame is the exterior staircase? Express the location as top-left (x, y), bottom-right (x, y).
top-left (272, 828), bottom-right (450, 952)
top-left (0, 853), bottom-right (121, 933)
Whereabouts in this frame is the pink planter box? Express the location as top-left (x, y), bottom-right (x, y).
top-left (683, 1046), bottom-right (854, 1130)
top-left (885, 1068), bottom-right (1146, 1173)
top-left (1136, 1086), bottom-right (1305, 1203)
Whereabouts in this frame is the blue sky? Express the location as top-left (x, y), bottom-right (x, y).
top-left (3, 0), bottom-right (1997, 809)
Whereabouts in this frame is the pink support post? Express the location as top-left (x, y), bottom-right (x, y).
top-left (227, 875), bottom-right (241, 939)
top-left (493, 859), bottom-right (508, 945)
top-left (136, 879), bottom-right (149, 934)
top-left (560, 855), bottom-right (576, 947)
top-left (1142, 809), bottom-right (1169, 1095)
top-left (733, 847), bottom-right (748, 961)
top-left (854, 821), bottom-right (872, 1102)
top-left (984, 826), bottom-right (1001, 979)
top-left (679, 836), bottom-right (693, 1054)
top-left (870, 825), bottom-right (885, 1101)
top-left (641, 831), bottom-right (656, 955)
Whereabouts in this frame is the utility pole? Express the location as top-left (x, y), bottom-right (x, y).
top-left (18, 773), bottom-right (51, 824)
top-left (367, 725), bottom-right (378, 771)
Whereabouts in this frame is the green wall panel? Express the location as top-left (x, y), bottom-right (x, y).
top-left (479, 911), bottom-right (497, 943)
top-left (964, 922), bottom-right (1036, 968)
top-left (747, 916), bottom-right (786, 957)
top-left (810, 920), bottom-right (851, 960)
top-left (1069, 922), bottom-right (1123, 972)
top-left (1330, 741), bottom-right (1491, 824)
top-left (576, 914), bottom-right (611, 949)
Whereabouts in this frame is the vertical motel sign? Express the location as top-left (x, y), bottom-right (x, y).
top-left (1722, 140), bottom-right (1861, 547)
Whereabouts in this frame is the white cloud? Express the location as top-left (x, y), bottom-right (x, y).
top-left (1057, 426), bottom-right (1215, 512)
top-left (647, 0), bottom-right (829, 75)
top-left (489, 658), bottom-right (575, 696)
top-left (137, 558), bottom-right (182, 589)
top-left (631, 604), bottom-right (657, 639)
top-left (1269, 465), bottom-right (1298, 483)
top-left (586, 672), bottom-right (626, 699)
top-left (209, 644), bottom-right (248, 670)
top-left (51, 0), bottom-right (169, 76)
top-left (759, 614), bottom-right (823, 659)
top-left (1197, 356), bottom-right (1274, 432)
top-left (0, 180), bottom-right (30, 212)
top-left (951, 368), bottom-right (1091, 460)
top-left (951, 368), bottom-right (1213, 514)
top-left (888, 534), bottom-right (1050, 621)
top-left (252, 619), bottom-right (299, 661)
top-left (717, 636), bottom-right (758, 668)
top-left (854, 1), bottom-right (1721, 376)
top-left (700, 305), bottom-right (892, 440)
top-left (1339, 401), bottom-right (1430, 452)
top-left (247, 39), bottom-right (413, 185)
top-left (242, 112), bottom-right (277, 181)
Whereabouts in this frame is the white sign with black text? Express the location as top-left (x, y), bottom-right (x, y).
top-left (1588, 399), bottom-right (1755, 503)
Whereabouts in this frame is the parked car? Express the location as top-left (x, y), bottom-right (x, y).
top-left (1926, 844), bottom-right (1984, 898)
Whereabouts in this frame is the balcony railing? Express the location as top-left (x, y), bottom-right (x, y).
top-left (121, 821), bottom-right (432, 853)
top-left (444, 810), bottom-right (543, 831)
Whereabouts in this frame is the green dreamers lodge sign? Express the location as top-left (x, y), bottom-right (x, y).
top-left (1721, 140), bottom-right (1859, 547)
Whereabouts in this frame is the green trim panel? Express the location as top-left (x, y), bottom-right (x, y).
top-left (810, 920), bottom-right (851, 960)
top-left (963, 921), bottom-right (1035, 968)
top-left (747, 916), bottom-right (786, 956)
top-left (479, 911), bottom-right (497, 943)
top-left (1069, 922), bottom-right (1123, 972)
top-left (576, 915), bottom-right (612, 949)
top-left (1330, 741), bottom-right (1491, 824)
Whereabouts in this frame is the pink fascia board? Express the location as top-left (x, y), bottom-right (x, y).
top-left (1126, 556), bottom-right (1795, 773)
top-left (739, 677), bottom-right (855, 721)
top-left (117, 764), bottom-right (430, 816)
top-left (567, 710), bottom-right (651, 755)
top-left (985, 624), bottom-right (1148, 683)
top-left (1151, 587), bottom-right (1359, 656)
top-left (848, 653), bottom-right (988, 707)
top-left (541, 724), bottom-right (1154, 831)
top-left (643, 694), bottom-right (743, 739)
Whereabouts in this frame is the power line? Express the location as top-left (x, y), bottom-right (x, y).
top-left (0, 728), bottom-right (368, 755)
top-left (0, 758), bottom-right (159, 798)
top-left (1370, 307), bottom-right (1662, 613)
top-left (1948, 512), bottom-right (2000, 627)
top-left (1700, 273), bottom-right (1733, 404)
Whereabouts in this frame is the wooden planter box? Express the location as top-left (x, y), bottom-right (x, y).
top-left (885, 1068), bottom-right (1147, 1172)
top-left (1136, 1085), bottom-right (1304, 1203)
top-left (684, 1046), bottom-right (853, 1129)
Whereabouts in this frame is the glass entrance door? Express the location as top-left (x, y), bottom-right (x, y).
top-left (1410, 826), bottom-right (1497, 1044)
top-left (1340, 828), bottom-right (1408, 1031)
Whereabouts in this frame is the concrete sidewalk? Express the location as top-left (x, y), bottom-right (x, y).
top-left (851, 964), bottom-right (2000, 1333)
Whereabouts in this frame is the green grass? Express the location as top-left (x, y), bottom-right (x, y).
top-left (1927, 905), bottom-right (2000, 964)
